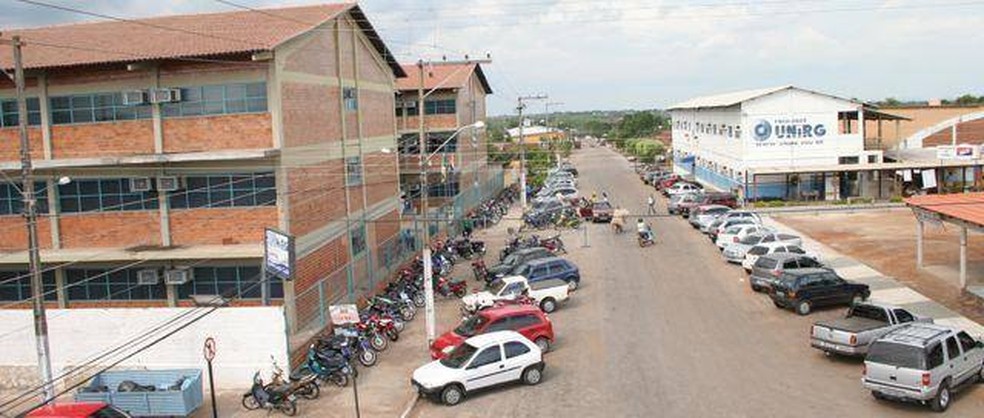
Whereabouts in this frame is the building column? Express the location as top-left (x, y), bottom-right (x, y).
top-left (54, 267), bottom-right (67, 309)
top-left (916, 219), bottom-right (924, 268)
top-left (959, 226), bottom-right (967, 289)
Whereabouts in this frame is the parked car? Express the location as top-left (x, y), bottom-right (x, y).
top-left (462, 276), bottom-right (572, 314)
top-left (535, 186), bottom-right (578, 201)
top-left (413, 330), bottom-right (546, 406)
top-left (485, 247), bottom-right (555, 282)
top-left (430, 304), bottom-right (555, 359)
top-left (591, 201), bottom-right (614, 222)
top-left (664, 182), bottom-right (703, 197)
top-left (708, 217), bottom-right (759, 242)
top-left (748, 252), bottom-right (824, 291)
top-left (863, 323), bottom-right (984, 412)
top-left (715, 224), bottom-right (776, 251)
top-left (657, 175), bottom-right (684, 190)
top-left (512, 257), bottom-right (580, 290)
top-left (769, 268), bottom-right (870, 315)
top-left (811, 303), bottom-right (931, 356)
top-left (27, 403), bottom-right (132, 418)
top-left (722, 232), bottom-right (801, 263)
top-left (678, 192), bottom-right (738, 217)
top-left (699, 210), bottom-right (760, 234)
top-left (667, 193), bottom-right (704, 215)
top-left (690, 205), bottom-right (731, 229)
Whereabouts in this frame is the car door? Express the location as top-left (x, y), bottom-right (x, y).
top-left (509, 313), bottom-right (541, 340)
top-left (797, 274), bottom-right (825, 305)
top-left (956, 331), bottom-right (984, 380)
top-left (500, 282), bottom-right (525, 299)
top-left (944, 336), bottom-right (968, 384)
top-left (502, 341), bottom-right (534, 382)
top-left (529, 264), bottom-right (549, 283)
top-left (464, 344), bottom-right (506, 391)
top-left (822, 273), bottom-right (851, 306)
top-left (797, 257), bottom-right (821, 269)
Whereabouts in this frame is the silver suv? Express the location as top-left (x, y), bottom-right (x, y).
top-left (863, 323), bottom-right (984, 412)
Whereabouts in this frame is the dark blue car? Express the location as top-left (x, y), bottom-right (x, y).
top-left (511, 257), bottom-right (580, 290)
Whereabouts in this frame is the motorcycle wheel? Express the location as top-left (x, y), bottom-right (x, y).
top-left (278, 399), bottom-right (298, 416)
top-left (359, 349), bottom-right (378, 367)
top-left (386, 328), bottom-right (400, 342)
top-left (299, 382), bottom-right (320, 400)
top-left (413, 294), bottom-right (425, 308)
top-left (331, 373), bottom-right (349, 387)
top-left (241, 394), bottom-right (261, 410)
top-left (371, 333), bottom-right (388, 351)
top-left (400, 306), bottom-right (415, 321)
top-left (393, 320), bottom-right (406, 333)
top-left (453, 287), bottom-right (467, 298)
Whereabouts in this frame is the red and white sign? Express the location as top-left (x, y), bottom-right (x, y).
top-left (329, 304), bottom-right (360, 325)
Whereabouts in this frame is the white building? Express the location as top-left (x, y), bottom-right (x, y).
top-left (668, 86), bottom-right (904, 200)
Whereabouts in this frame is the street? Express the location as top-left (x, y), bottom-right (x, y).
top-left (410, 145), bottom-right (984, 417)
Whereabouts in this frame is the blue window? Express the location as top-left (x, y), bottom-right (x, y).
top-left (162, 82), bottom-right (267, 117)
top-left (0, 182), bottom-right (49, 215)
top-left (424, 99), bottom-right (456, 115)
top-left (0, 270), bottom-right (56, 302)
top-left (66, 268), bottom-right (166, 301)
top-left (49, 93), bottom-right (152, 125)
top-left (345, 157), bottom-right (363, 186)
top-left (168, 172), bottom-right (276, 209)
top-left (178, 266), bottom-right (281, 299)
top-left (343, 87), bottom-right (358, 111)
top-left (1, 98), bottom-right (42, 127)
top-left (58, 179), bottom-right (158, 213)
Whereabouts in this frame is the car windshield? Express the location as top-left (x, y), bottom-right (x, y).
top-left (488, 279), bottom-right (508, 294)
top-left (740, 235), bottom-right (761, 245)
top-left (867, 341), bottom-right (925, 370)
top-left (594, 202), bottom-right (611, 210)
top-left (440, 343), bottom-right (479, 368)
top-left (512, 264), bottom-right (531, 276)
top-left (724, 226), bottom-right (741, 234)
top-left (501, 254), bottom-right (518, 266)
top-left (849, 304), bottom-right (889, 322)
top-left (748, 246), bottom-right (769, 256)
top-left (453, 315), bottom-right (489, 338)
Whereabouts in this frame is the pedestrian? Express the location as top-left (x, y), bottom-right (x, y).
top-left (602, 191), bottom-right (609, 204)
top-left (647, 194), bottom-right (656, 215)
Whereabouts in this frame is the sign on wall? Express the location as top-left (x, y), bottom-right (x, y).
top-left (264, 228), bottom-right (295, 281)
top-left (751, 116), bottom-right (829, 148)
top-left (936, 144), bottom-right (978, 160)
top-left (329, 304), bottom-right (360, 325)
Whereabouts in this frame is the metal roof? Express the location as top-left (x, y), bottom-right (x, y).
top-left (667, 85), bottom-right (863, 110)
top-left (906, 192), bottom-right (984, 230)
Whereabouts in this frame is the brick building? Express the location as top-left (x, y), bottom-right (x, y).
top-left (394, 62), bottom-right (495, 229)
top-left (0, 4), bottom-right (406, 340)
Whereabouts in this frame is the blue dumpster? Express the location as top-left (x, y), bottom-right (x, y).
top-left (74, 369), bottom-right (203, 417)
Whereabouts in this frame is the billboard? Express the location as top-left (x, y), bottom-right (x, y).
top-left (751, 116), bottom-right (829, 148)
top-left (936, 144), bottom-right (978, 160)
top-left (264, 228), bottom-right (295, 281)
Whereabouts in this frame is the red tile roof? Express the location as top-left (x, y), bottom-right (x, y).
top-left (396, 62), bottom-right (492, 94)
top-left (906, 192), bottom-right (984, 228)
top-left (0, 3), bottom-right (405, 77)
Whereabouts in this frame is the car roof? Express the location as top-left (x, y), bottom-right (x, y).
top-left (465, 330), bottom-right (527, 347)
top-left (781, 268), bottom-right (831, 277)
top-left (479, 303), bottom-right (542, 319)
top-left (758, 240), bottom-right (797, 249)
top-left (757, 252), bottom-right (806, 262)
top-left (516, 247), bottom-right (549, 255)
top-left (27, 402), bottom-right (109, 417)
top-left (879, 323), bottom-right (958, 347)
top-left (524, 256), bottom-right (567, 266)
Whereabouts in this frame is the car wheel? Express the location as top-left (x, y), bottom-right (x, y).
top-left (751, 284), bottom-right (762, 293)
top-left (522, 365), bottom-right (543, 385)
top-left (930, 381), bottom-right (951, 412)
top-left (540, 298), bottom-right (557, 313)
top-left (796, 300), bottom-right (812, 315)
top-left (567, 278), bottom-right (579, 291)
top-left (441, 384), bottom-right (464, 406)
top-left (534, 337), bottom-right (551, 353)
top-left (871, 391), bottom-right (884, 401)
top-left (851, 294), bottom-right (864, 306)
top-left (773, 300), bottom-right (783, 309)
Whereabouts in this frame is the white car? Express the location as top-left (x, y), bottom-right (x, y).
top-left (461, 276), bottom-right (571, 314)
top-left (411, 330), bottom-right (545, 406)
top-left (741, 242), bottom-right (821, 272)
top-left (665, 182), bottom-right (703, 197)
top-left (723, 232), bottom-right (802, 263)
top-left (715, 224), bottom-right (775, 250)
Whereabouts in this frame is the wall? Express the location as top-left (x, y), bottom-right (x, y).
top-left (866, 106), bottom-right (984, 149)
top-left (0, 306), bottom-right (288, 390)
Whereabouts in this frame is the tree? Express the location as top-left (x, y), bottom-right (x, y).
top-left (880, 97), bottom-right (902, 106)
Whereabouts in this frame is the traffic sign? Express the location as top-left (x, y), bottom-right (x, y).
top-left (203, 337), bottom-right (216, 361)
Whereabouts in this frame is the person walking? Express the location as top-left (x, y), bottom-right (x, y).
top-left (647, 194), bottom-right (656, 215)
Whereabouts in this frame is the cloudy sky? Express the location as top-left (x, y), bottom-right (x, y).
top-left (2, 0), bottom-right (983, 115)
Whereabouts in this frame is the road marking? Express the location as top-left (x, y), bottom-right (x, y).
top-left (399, 392), bottom-right (420, 418)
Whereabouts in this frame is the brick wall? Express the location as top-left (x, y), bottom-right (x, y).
top-left (294, 237), bottom-right (348, 295)
top-left (59, 211), bottom-right (160, 249)
top-left (281, 83), bottom-right (340, 148)
top-left (360, 90), bottom-right (396, 138)
top-left (0, 128), bottom-right (43, 161)
top-left (364, 151), bottom-right (399, 207)
top-left (50, 121), bottom-right (155, 158)
top-left (163, 114), bottom-right (272, 153)
top-left (923, 119), bottom-right (984, 147)
top-left (286, 162), bottom-right (346, 238)
top-left (0, 216), bottom-right (53, 251)
top-left (372, 209), bottom-right (399, 247)
top-left (169, 207), bottom-right (277, 246)
top-left (397, 114), bottom-right (458, 132)
top-left (282, 30), bottom-right (337, 78)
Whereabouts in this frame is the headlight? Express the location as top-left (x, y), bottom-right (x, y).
top-left (442, 345), bottom-right (455, 354)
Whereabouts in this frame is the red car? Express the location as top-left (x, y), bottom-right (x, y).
top-left (658, 175), bottom-right (684, 190)
top-left (430, 304), bottom-right (554, 359)
top-left (27, 402), bottom-right (131, 418)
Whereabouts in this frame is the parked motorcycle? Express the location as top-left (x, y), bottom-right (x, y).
top-left (306, 345), bottom-right (352, 387)
top-left (434, 275), bottom-right (467, 298)
top-left (269, 359), bottom-right (319, 401)
top-left (242, 371), bottom-right (297, 416)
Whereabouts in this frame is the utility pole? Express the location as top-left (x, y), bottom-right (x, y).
top-left (544, 101), bottom-right (563, 129)
top-left (4, 35), bottom-right (55, 402)
top-left (517, 94), bottom-right (547, 209)
top-left (416, 60), bottom-right (435, 346)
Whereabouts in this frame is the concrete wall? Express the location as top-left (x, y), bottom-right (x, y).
top-left (0, 306), bottom-right (288, 390)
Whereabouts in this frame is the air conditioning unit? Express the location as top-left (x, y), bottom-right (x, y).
top-left (405, 101), bottom-right (417, 108)
top-left (164, 268), bottom-right (191, 285)
top-left (149, 88), bottom-right (182, 104)
top-left (122, 90), bottom-right (146, 106)
top-left (156, 176), bottom-right (181, 192)
top-left (129, 177), bottom-right (152, 192)
top-left (136, 269), bottom-right (160, 285)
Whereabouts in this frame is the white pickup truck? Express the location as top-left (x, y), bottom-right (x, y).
top-left (810, 302), bottom-right (932, 356)
top-left (461, 276), bottom-right (571, 314)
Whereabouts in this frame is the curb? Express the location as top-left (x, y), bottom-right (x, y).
top-left (398, 392), bottom-right (419, 418)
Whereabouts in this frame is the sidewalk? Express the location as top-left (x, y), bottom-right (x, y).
top-left (193, 204), bottom-right (528, 418)
top-left (764, 216), bottom-right (984, 337)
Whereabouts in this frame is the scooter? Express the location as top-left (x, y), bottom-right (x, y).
top-left (638, 230), bottom-right (654, 247)
top-left (241, 371), bottom-right (297, 416)
top-left (306, 345), bottom-right (353, 387)
top-left (269, 359), bottom-right (319, 401)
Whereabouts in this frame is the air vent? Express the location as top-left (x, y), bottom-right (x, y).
top-left (129, 177), bottom-right (152, 192)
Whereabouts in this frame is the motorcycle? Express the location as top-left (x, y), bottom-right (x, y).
top-left (541, 235), bottom-right (567, 255)
top-left (321, 329), bottom-right (378, 368)
top-left (638, 230), bottom-right (654, 247)
top-left (434, 275), bottom-right (467, 298)
top-left (242, 371), bottom-right (297, 416)
top-left (269, 359), bottom-right (319, 401)
top-left (306, 345), bottom-right (353, 387)
top-left (471, 260), bottom-right (489, 282)
top-left (354, 321), bottom-right (388, 352)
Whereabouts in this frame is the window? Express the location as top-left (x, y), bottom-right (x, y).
top-left (59, 179), bottom-right (157, 213)
top-left (945, 337), bottom-right (961, 360)
top-left (798, 257), bottom-right (819, 268)
top-left (177, 266), bottom-right (280, 299)
top-left (162, 82), bottom-right (267, 118)
top-left (0, 182), bottom-right (49, 215)
top-left (424, 99), bottom-right (456, 115)
top-left (511, 314), bottom-right (541, 329)
top-left (168, 172), bottom-right (276, 209)
top-left (0, 98), bottom-right (41, 127)
top-left (893, 309), bottom-right (915, 324)
top-left (0, 270), bottom-right (56, 301)
top-left (343, 87), bottom-right (358, 111)
top-left (350, 225), bottom-right (366, 256)
top-left (502, 282), bottom-right (524, 296)
top-left (65, 268), bottom-right (166, 301)
top-left (782, 261), bottom-right (799, 270)
top-left (787, 246), bottom-right (806, 254)
top-left (486, 318), bottom-right (512, 332)
top-left (838, 111), bottom-right (858, 134)
top-left (957, 332), bottom-right (977, 352)
top-left (838, 156), bottom-right (860, 165)
top-left (467, 346), bottom-right (502, 369)
top-left (504, 341), bottom-right (531, 359)
top-left (49, 93), bottom-right (151, 125)
top-left (927, 343), bottom-right (945, 369)
top-left (346, 156), bottom-right (363, 186)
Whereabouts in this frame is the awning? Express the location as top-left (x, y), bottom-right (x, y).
top-left (680, 155), bottom-right (696, 164)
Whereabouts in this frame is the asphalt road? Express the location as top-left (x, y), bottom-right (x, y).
top-left (411, 146), bottom-right (984, 417)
